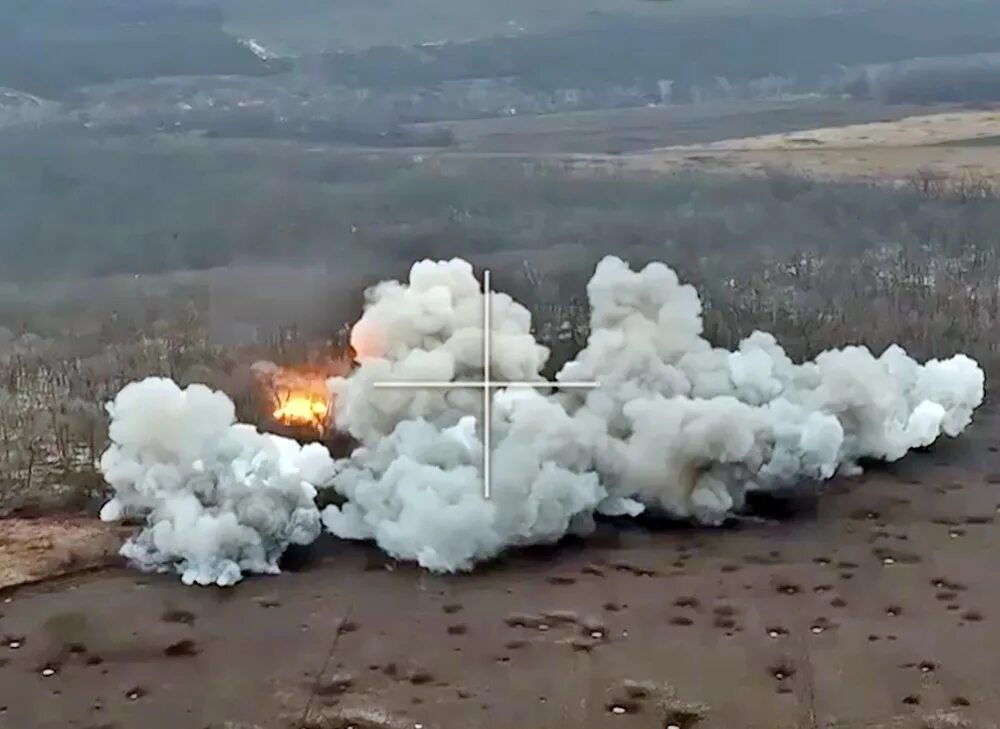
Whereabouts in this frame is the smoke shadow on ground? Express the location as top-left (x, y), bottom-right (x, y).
top-left (282, 401), bottom-right (1000, 579)
top-left (743, 487), bottom-right (821, 522)
top-left (276, 490), bottom-right (827, 578)
top-left (858, 410), bottom-right (996, 481)
top-left (278, 542), bottom-right (320, 573)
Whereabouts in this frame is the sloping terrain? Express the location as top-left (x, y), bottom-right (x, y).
top-left (0, 518), bottom-right (123, 590)
top-left (414, 99), bottom-right (947, 154)
top-left (2, 405), bottom-right (999, 729)
top-left (0, 0), bottom-right (275, 97)
top-left (222, 0), bottom-right (1000, 56)
top-left (622, 108), bottom-right (1000, 182)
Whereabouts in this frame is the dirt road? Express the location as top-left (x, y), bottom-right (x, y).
top-left (2, 407), bottom-right (999, 729)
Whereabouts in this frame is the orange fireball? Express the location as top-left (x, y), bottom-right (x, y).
top-left (273, 392), bottom-right (329, 428)
top-left (253, 363), bottom-right (335, 431)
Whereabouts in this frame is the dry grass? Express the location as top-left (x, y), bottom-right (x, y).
top-left (2, 171), bottom-right (999, 516)
top-left (611, 108), bottom-right (1000, 184)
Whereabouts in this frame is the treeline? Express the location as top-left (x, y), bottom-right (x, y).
top-left (4, 133), bottom-right (1000, 283)
top-left (836, 53), bottom-right (1000, 104)
top-left (8, 0), bottom-right (1000, 105)
top-left (0, 0), bottom-right (281, 97)
top-left (300, 2), bottom-right (1000, 99)
top-left (5, 158), bottom-right (1000, 509)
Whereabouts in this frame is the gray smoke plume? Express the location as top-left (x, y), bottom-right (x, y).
top-left (100, 257), bottom-right (985, 583)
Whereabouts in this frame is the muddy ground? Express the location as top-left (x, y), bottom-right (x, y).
top-left (1, 404), bottom-right (999, 729)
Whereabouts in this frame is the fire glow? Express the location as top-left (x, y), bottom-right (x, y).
top-left (273, 391), bottom-right (329, 429)
top-left (251, 360), bottom-right (343, 433)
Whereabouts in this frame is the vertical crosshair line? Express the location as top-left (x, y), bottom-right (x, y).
top-left (370, 268), bottom-right (599, 501)
top-left (482, 269), bottom-right (492, 499)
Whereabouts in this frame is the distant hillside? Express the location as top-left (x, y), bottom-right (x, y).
top-left (297, 4), bottom-right (1000, 99)
top-left (2, 0), bottom-right (1000, 110)
top-left (839, 53), bottom-right (1000, 104)
top-left (0, 0), bottom-right (277, 97)
top-left (221, 0), bottom-right (1000, 55)
top-left (220, 0), bottom-right (765, 54)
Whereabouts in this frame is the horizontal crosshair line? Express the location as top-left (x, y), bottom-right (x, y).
top-left (369, 269), bottom-right (599, 499)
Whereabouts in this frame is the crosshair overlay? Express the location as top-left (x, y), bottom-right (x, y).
top-left (372, 269), bottom-right (600, 498)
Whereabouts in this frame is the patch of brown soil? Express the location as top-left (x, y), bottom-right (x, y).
top-left (620, 107), bottom-right (1000, 184)
top-left (0, 517), bottom-right (124, 590)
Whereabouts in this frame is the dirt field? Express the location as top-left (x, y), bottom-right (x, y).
top-left (404, 102), bottom-right (1000, 184)
top-left (620, 107), bottom-right (1000, 183)
top-left (415, 99), bottom-right (945, 155)
top-left (0, 518), bottom-right (123, 590)
top-left (2, 402), bottom-right (999, 729)
top-left (3, 95), bottom-right (1000, 729)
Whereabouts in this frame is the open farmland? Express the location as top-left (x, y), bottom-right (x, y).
top-left (407, 99), bottom-right (948, 155)
top-left (619, 106), bottom-right (1000, 183)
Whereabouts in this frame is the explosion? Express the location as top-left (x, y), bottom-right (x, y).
top-left (252, 362), bottom-right (336, 432)
top-left (98, 256), bottom-right (986, 586)
top-left (273, 392), bottom-right (329, 429)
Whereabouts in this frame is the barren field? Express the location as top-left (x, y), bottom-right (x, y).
top-left (411, 99), bottom-right (945, 155)
top-left (3, 90), bottom-right (1000, 729)
top-left (406, 102), bottom-right (1000, 184)
top-left (0, 518), bottom-right (123, 590)
top-left (2, 403), bottom-right (999, 729)
top-left (623, 107), bottom-right (1000, 183)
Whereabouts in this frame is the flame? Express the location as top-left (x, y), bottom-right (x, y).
top-left (273, 392), bottom-right (329, 428)
top-left (257, 365), bottom-right (334, 431)
top-left (252, 350), bottom-right (353, 432)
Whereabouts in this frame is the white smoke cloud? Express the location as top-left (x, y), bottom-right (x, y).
top-left (99, 378), bottom-right (335, 586)
top-left (99, 257), bottom-right (985, 583)
top-left (323, 389), bottom-right (605, 571)
top-left (552, 257), bottom-right (983, 520)
top-left (325, 255), bottom-right (983, 558)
